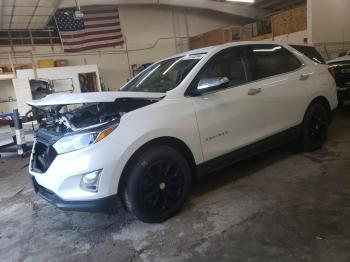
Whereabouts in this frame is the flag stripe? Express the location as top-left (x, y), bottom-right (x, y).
top-left (60, 29), bottom-right (122, 39)
top-left (84, 19), bottom-right (119, 26)
top-left (84, 22), bottom-right (120, 29)
top-left (64, 41), bottom-right (124, 52)
top-left (84, 12), bottom-right (117, 18)
top-left (60, 25), bottom-right (121, 37)
top-left (82, 10), bottom-right (119, 15)
top-left (62, 32), bottom-right (122, 43)
top-left (65, 38), bottom-right (122, 49)
top-left (62, 35), bottom-right (122, 45)
top-left (84, 16), bottom-right (118, 21)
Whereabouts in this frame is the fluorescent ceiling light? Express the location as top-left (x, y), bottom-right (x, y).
top-left (226, 0), bottom-right (255, 3)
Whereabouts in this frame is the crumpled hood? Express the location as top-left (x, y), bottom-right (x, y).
top-left (27, 91), bottom-right (165, 107)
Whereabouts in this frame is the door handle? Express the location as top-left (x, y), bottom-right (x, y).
top-left (248, 87), bottom-right (262, 96)
top-left (299, 73), bottom-right (310, 80)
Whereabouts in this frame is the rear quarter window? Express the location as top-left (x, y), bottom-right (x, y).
top-left (246, 44), bottom-right (302, 80)
top-left (291, 45), bottom-right (325, 64)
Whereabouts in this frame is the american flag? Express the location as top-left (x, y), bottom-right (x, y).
top-left (55, 6), bottom-right (123, 52)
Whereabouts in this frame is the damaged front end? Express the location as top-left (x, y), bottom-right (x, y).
top-left (27, 92), bottom-right (165, 173)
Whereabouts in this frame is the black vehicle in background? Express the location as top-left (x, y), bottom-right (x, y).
top-left (327, 56), bottom-right (350, 107)
top-left (291, 44), bottom-right (350, 107)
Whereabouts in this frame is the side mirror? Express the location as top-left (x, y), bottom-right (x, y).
top-left (190, 77), bottom-right (229, 96)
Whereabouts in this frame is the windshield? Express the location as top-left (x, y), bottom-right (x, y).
top-left (121, 55), bottom-right (203, 93)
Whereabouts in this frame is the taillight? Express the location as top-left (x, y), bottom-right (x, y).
top-left (328, 67), bottom-right (337, 79)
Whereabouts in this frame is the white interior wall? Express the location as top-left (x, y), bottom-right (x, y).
top-left (16, 64), bottom-right (101, 93)
top-left (308, 0), bottom-right (350, 44)
top-left (0, 81), bottom-right (16, 114)
top-left (308, 0), bottom-right (350, 59)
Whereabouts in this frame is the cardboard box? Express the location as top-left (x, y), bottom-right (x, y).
top-left (231, 26), bottom-right (242, 41)
top-left (271, 4), bottom-right (307, 37)
top-left (240, 24), bottom-right (253, 41)
top-left (189, 26), bottom-right (235, 49)
top-left (39, 59), bottom-right (54, 68)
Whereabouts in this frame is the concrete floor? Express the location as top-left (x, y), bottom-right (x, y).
top-left (1, 106), bottom-right (350, 262)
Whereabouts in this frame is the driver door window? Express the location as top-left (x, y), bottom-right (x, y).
top-left (196, 47), bottom-right (249, 89)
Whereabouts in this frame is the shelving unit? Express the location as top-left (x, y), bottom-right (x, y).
top-left (189, 4), bottom-right (307, 49)
top-left (0, 50), bottom-right (37, 80)
top-left (0, 27), bottom-right (61, 51)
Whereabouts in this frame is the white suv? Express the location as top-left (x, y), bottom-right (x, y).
top-left (28, 42), bottom-right (337, 223)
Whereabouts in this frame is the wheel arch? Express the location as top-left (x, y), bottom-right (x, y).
top-left (117, 136), bottom-right (197, 193)
top-left (307, 96), bottom-right (332, 122)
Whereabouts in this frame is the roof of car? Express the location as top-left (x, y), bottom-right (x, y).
top-left (169, 41), bottom-right (284, 59)
top-left (290, 44), bottom-right (316, 48)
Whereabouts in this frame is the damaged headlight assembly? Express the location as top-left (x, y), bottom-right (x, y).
top-left (53, 124), bottom-right (118, 154)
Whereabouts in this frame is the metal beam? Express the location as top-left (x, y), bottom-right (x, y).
top-left (256, 0), bottom-right (305, 10)
top-left (268, 0), bottom-right (305, 11)
top-left (0, 0), bottom-right (3, 29)
top-left (59, 0), bottom-right (269, 19)
top-left (26, 0), bottom-right (40, 29)
top-left (256, 0), bottom-right (286, 9)
top-left (9, 0), bottom-right (16, 30)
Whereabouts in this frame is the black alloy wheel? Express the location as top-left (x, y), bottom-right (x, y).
top-left (122, 146), bottom-right (191, 223)
top-left (142, 160), bottom-right (184, 212)
top-left (307, 109), bottom-right (328, 142)
top-left (300, 103), bottom-right (329, 151)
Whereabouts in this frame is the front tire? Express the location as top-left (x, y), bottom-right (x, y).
top-left (299, 103), bottom-right (329, 151)
top-left (122, 146), bottom-right (192, 223)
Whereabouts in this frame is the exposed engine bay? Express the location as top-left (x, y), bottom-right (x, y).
top-left (28, 92), bottom-right (164, 173)
top-left (34, 97), bottom-right (160, 135)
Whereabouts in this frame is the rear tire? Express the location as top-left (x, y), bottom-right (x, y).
top-left (299, 103), bottom-right (329, 151)
top-left (121, 146), bottom-right (192, 223)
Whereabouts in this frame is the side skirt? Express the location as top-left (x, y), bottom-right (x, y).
top-left (196, 125), bottom-right (301, 178)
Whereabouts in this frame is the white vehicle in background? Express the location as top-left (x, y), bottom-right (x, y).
top-left (28, 42), bottom-right (337, 223)
top-left (328, 54), bottom-right (350, 65)
top-left (335, 50), bottom-right (350, 58)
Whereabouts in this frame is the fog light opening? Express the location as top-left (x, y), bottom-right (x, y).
top-left (80, 170), bottom-right (102, 192)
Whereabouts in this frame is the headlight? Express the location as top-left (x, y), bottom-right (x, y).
top-left (53, 124), bottom-right (117, 154)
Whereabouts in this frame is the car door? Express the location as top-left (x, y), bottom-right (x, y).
top-left (189, 46), bottom-right (267, 161)
top-left (245, 44), bottom-right (309, 136)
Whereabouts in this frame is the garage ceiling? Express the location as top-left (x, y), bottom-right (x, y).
top-left (251, 0), bottom-right (306, 12)
top-left (0, 0), bottom-right (61, 29)
top-left (0, 0), bottom-right (306, 30)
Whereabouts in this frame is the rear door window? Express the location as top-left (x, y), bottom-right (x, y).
top-left (246, 44), bottom-right (302, 80)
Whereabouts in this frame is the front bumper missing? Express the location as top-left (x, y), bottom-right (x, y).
top-left (31, 176), bottom-right (117, 212)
